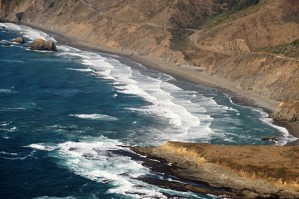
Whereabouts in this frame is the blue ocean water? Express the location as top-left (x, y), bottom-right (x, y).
top-left (0, 23), bottom-right (296, 199)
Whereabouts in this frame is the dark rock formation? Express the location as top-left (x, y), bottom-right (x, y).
top-left (12, 36), bottom-right (25, 44)
top-left (4, 42), bottom-right (10, 46)
top-left (261, 136), bottom-right (278, 142)
top-left (29, 39), bottom-right (57, 51)
top-left (15, 12), bottom-right (23, 23)
top-left (270, 100), bottom-right (299, 122)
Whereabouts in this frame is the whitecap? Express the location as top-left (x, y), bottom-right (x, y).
top-left (54, 137), bottom-right (203, 198)
top-left (0, 59), bottom-right (25, 63)
top-left (7, 127), bottom-right (17, 132)
top-left (2, 23), bottom-right (56, 42)
top-left (0, 89), bottom-right (17, 94)
top-left (55, 138), bottom-right (165, 198)
top-left (25, 143), bottom-right (56, 151)
top-left (0, 23), bottom-right (7, 29)
top-left (34, 196), bottom-right (76, 199)
top-left (2, 23), bottom-right (21, 30)
top-left (69, 114), bottom-right (118, 121)
top-left (66, 68), bottom-right (95, 73)
top-left (260, 116), bottom-right (297, 145)
top-left (0, 121), bottom-right (10, 127)
top-left (0, 151), bottom-right (18, 156)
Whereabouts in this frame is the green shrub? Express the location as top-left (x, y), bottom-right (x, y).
top-left (170, 29), bottom-right (193, 51)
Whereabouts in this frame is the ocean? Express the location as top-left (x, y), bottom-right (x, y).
top-left (0, 23), bottom-right (296, 199)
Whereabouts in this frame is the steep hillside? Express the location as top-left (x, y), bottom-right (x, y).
top-left (179, 0), bottom-right (299, 100)
top-left (0, 0), bottom-right (298, 101)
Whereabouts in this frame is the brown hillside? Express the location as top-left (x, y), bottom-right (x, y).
top-left (0, 0), bottom-right (298, 101)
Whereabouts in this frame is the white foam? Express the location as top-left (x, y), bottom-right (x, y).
top-left (20, 25), bottom-right (56, 41)
top-left (69, 114), bottom-right (118, 121)
top-left (1, 23), bottom-right (56, 42)
top-left (57, 45), bottom-right (71, 52)
top-left (60, 52), bottom-right (90, 59)
top-left (56, 138), bottom-right (161, 197)
top-left (0, 89), bottom-right (17, 93)
top-left (0, 121), bottom-right (10, 127)
top-left (34, 197), bottom-right (76, 199)
top-left (66, 68), bottom-right (95, 73)
top-left (246, 107), bottom-right (297, 145)
top-left (2, 23), bottom-right (21, 30)
top-left (8, 127), bottom-right (17, 132)
top-left (54, 137), bottom-right (204, 198)
top-left (53, 46), bottom-right (218, 141)
top-left (0, 59), bottom-right (25, 63)
top-left (25, 143), bottom-right (56, 151)
top-left (0, 151), bottom-right (18, 156)
top-left (0, 23), bottom-right (7, 28)
top-left (261, 117), bottom-right (297, 145)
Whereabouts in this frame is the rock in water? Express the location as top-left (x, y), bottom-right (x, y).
top-left (12, 36), bottom-right (25, 44)
top-left (261, 136), bottom-right (278, 142)
top-left (270, 100), bottom-right (299, 122)
top-left (29, 39), bottom-right (57, 51)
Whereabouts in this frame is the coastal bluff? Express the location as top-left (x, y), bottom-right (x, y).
top-left (271, 100), bottom-right (299, 122)
top-left (132, 141), bottom-right (299, 198)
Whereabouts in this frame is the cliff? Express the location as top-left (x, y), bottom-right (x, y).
top-left (271, 100), bottom-right (299, 122)
top-left (132, 141), bottom-right (299, 198)
top-left (0, 0), bottom-right (298, 105)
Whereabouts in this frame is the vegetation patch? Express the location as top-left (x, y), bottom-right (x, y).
top-left (282, 7), bottom-right (299, 23)
top-left (260, 39), bottom-right (299, 58)
top-left (190, 0), bottom-right (260, 29)
top-left (170, 29), bottom-right (193, 51)
top-left (48, 1), bottom-right (55, 9)
top-left (15, 0), bottom-right (25, 5)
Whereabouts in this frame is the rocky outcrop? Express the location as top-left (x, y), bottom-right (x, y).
top-left (29, 39), bottom-right (57, 51)
top-left (132, 141), bottom-right (299, 199)
top-left (270, 100), bottom-right (299, 121)
top-left (223, 39), bottom-right (251, 52)
top-left (12, 36), bottom-right (25, 44)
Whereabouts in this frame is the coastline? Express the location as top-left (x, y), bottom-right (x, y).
top-left (14, 23), bottom-right (299, 145)
top-left (131, 142), bottom-right (299, 198)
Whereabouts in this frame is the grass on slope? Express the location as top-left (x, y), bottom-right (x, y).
top-left (170, 29), bottom-right (193, 51)
top-left (190, 0), bottom-right (260, 29)
top-left (260, 39), bottom-right (299, 58)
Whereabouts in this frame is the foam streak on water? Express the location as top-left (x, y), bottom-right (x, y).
top-left (69, 114), bottom-right (118, 121)
top-left (56, 47), bottom-right (217, 142)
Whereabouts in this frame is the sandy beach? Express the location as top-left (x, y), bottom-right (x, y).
top-left (22, 23), bottom-right (299, 144)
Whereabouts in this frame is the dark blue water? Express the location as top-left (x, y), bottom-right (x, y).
top-left (0, 23), bottom-right (295, 199)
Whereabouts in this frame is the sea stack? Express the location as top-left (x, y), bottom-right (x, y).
top-left (12, 36), bottom-right (25, 44)
top-left (29, 39), bottom-right (57, 51)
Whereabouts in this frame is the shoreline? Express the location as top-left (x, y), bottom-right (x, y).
top-left (12, 22), bottom-right (299, 145)
top-left (131, 142), bottom-right (299, 198)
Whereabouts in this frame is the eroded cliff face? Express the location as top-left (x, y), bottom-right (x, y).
top-left (270, 100), bottom-right (299, 121)
top-left (210, 53), bottom-right (299, 100)
top-left (0, 0), bottom-right (298, 101)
